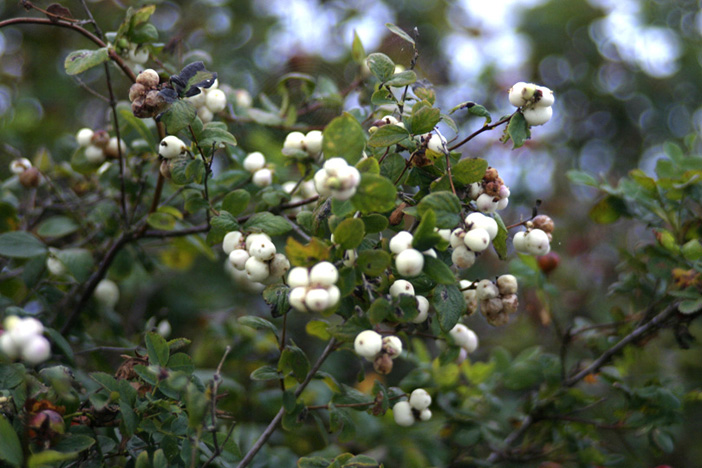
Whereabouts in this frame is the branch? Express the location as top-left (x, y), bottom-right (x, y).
top-left (448, 111), bottom-right (516, 152)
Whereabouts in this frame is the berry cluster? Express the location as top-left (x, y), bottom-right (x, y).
top-left (186, 79), bottom-right (227, 124)
top-left (389, 231), bottom-right (434, 277)
top-left (449, 212), bottom-right (499, 269)
top-left (353, 329), bottom-right (403, 374)
top-left (75, 128), bottom-right (127, 165)
top-left (9, 158), bottom-right (40, 188)
top-left (129, 68), bottom-right (168, 118)
top-left (282, 130), bottom-right (324, 160)
top-left (0, 316), bottom-right (51, 365)
top-left (313, 158), bottom-right (361, 201)
top-left (449, 323), bottom-right (479, 362)
top-left (467, 167), bottom-right (511, 214)
top-left (368, 115), bottom-right (405, 133)
top-left (223, 231), bottom-right (290, 285)
top-left (389, 280), bottom-right (430, 323)
top-left (417, 131), bottom-right (448, 155)
top-left (287, 262), bottom-right (341, 313)
top-left (243, 152), bottom-right (273, 187)
top-left (509, 82), bottom-right (555, 127)
top-left (282, 180), bottom-right (317, 214)
top-left (467, 274), bottom-right (519, 326)
top-left (392, 389), bottom-right (432, 427)
top-left (513, 215), bottom-right (554, 256)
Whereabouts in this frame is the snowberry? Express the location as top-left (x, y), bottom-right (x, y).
top-left (3, 316), bottom-right (21, 331)
top-left (419, 408), bottom-right (432, 421)
top-left (523, 106), bottom-right (553, 127)
top-left (382, 115), bottom-right (399, 125)
top-left (309, 262), bottom-right (338, 287)
top-left (10, 158), bottom-right (32, 175)
top-left (413, 295), bottom-right (430, 323)
top-left (157, 319), bottom-right (172, 338)
top-left (481, 297), bottom-right (505, 317)
top-left (248, 237), bottom-right (276, 261)
top-left (313, 169), bottom-right (332, 197)
top-left (205, 89), bottom-right (227, 113)
top-left (476, 193), bottom-right (498, 213)
top-left (437, 229), bottom-right (451, 243)
top-left (10, 317), bottom-right (44, 347)
top-left (46, 256), bottom-right (66, 276)
top-left (136, 68), bottom-right (159, 88)
top-left (525, 229), bottom-right (551, 255)
top-left (452, 245), bottom-right (476, 269)
top-left (243, 152), bottom-right (266, 172)
top-left (75, 128), bottom-right (94, 147)
top-left (228, 249), bottom-right (250, 270)
top-left (305, 130), bottom-right (323, 156)
top-left (197, 106), bottom-right (214, 124)
top-left (245, 256), bottom-right (269, 282)
top-left (159, 136), bottom-right (187, 159)
top-left (395, 248), bottom-right (424, 277)
top-left (127, 44), bottom-right (149, 64)
top-left (305, 288), bottom-right (330, 312)
top-left (469, 182), bottom-right (482, 200)
top-left (513, 231), bottom-right (528, 253)
top-left (104, 137), bottom-right (126, 159)
top-left (393, 401), bottom-right (415, 427)
top-left (390, 279), bottom-right (414, 298)
top-left (424, 132), bottom-right (447, 154)
top-left (287, 267), bottom-right (310, 288)
top-left (21, 335), bottom-right (51, 365)
top-left (502, 294), bottom-right (519, 314)
top-left (464, 228), bottom-right (491, 252)
top-left (450, 324), bottom-right (479, 353)
top-left (343, 249), bottom-right (356, 267)
top-left (188, 89), bottom-right (207, 108)
top-left (289, 287), bottom-right (308, 312)
top-left (327, 285), bottom-right (341, 307)
top-left (409, 388), bottom-right (432, 411)
top-left (496, 197), bottom-right (509, 211)
top-left (534, 85), bottom-right (555, 107)
top-left (269, 254), bottom-right (290, 278)
top-left (354, 330), bottom-right (383, 358)
top-left (234, 89), bottom-right (252, 108)
top-left (94, 279), bottom-right (119, 308)
top-left (246, 233), bottom-right (271, 251)
top-left (0, 333), bottom-right (19, 359)
top-left (389, 231), bottom-right (414, 254)
top-left (476, 279), bottom-right (500, 301)
top-left (465, 212), bottom-right (498, 240)
top-left (497, 274), bottom-right (518, 295)
top-left (508, 82), bottom-right (537, 107)
top-left (222, 231), bottom-right (244, 254)
top-left (532, 215), bottom-right (555, 233)
top-left (284, 131), bottom-right (306, 151)
top-left (84, 145), bottom-right (105, 164)
top-left (450, 228), bottom-right (466, 249)
top-left (383, 336), bottom-right (403, 359)
top-left (252, 168), bottom-right (273, 187)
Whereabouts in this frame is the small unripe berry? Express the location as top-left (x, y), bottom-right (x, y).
top-left (413, 295), bottom-right (430, 323)
top-left (159, 136), bottom-right (187, 159)
top-left (21, 335), bottom-right (51, 365)
top-left (309, 262), bottom-right (338, 287)
top-left (395, 248), bottom-right (424, 277)
top-left (452, 245), bottom-right (476, 269)
top-left (522, 106), bottom-right (553, 127)
top-left (464, 228), bottom-right (491, 252)
top-left (382, 335), bottom-right (403, 359)
top-left (222, 231), bottom-right (244, 255)
top-left (205, 89), bottom-right (227, 113)
top-left (283, 131), bottom-right (306, 151)
top-left (289, 287), bottom-right (308, 312)
top-left (252, 168), bottom-right (273, 187)
top-left (287, 267), bottom-right (310, 288)
top-left (75, 128), bottom-right (94, 147)
top-left (476, 279), bottom-right (499, 301)
top-left (305, 288), bottom-right (330, 312)
top-left (497, 274), bottom-right (518, 295)
top-left (409, 388), bottom-right (432, 411)
top-left (393, 401), bottom-right (415, 427)
top-left (419, 408), bottom-right (432, 421)
top-left (245, 256), bottom-right (269, 282)
top-left (449, 324), bottom-right (478, 353)
top-left (354, 330), bottom-right (383, 359)
top-left (389, 231), bottom-right (414, 254)
top-left (390, 279), bottom-right (414, 298)
top-left (228, 249), bottom-right (250, 270)
top-left (304, 130), bottom-right (323, 156)
top-left (136, 68), bottom-right (160, 88)
top-left (94, 279), bottom-right (119, 308)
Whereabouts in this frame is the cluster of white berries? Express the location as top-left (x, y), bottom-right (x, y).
top-left (186, 79), bottom-right (227, 124)
top-left (509, 82), bottom-right (555, 127)
top-left (283, 130), bottom-right (324, 160)
top-left (223, 231), bottom-right (290, 285)
top-left (313, 158), bottom-right (361, 201)
top-left (392, 389), bottom-right (432, 427)
top-left (353, 329), bottom-right (403, 374)
top-left (158, 135), bottom-right (189, 160)
top-left (76, 128), bottom-right (127, 165)
top-left (389, 279), bottom-right (430, 323)
top-left (93, 279), bottom-right (120, 309)
top-left (448, 212), bottom-right (499, 269)
top-left (464, 275), bottom-right (519, 326)
top-left (513, 215), bottom-right (554, 257)
top-left (243, 152), bottom-right (273, 187)
top-left (0, 316), bottom-right (51, 365)
top-left (449, 323), bottom-right (479, 358)
top-left (467, 167), bottom-right (510, 214)
top-left (417, 131), bottom-right (448, 155)
top-left (390, 231), bottom-right (433, 277)
top-left (368, 115), bottom-right (405, 133)
top-left (287, 262), bottom-right (340, 313)
top-left (282, 180), bottom-right (316, 213)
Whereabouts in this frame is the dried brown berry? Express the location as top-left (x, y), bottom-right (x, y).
top-left (532, 215), bottom-right (554, 234)
top-left (91, 130), bottom-right (110, 148)
top-left (19, 167), bottom-right (41, 188)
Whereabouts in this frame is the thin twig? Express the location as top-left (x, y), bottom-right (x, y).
top-left (448, 111), bottom-right (516, 152)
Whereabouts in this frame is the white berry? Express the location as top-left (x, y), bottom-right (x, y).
top-left (413, 295), bottom-right (430, 323)
top-left (84, 145), bottom-right (105, 164)
top-left (309, 262), bottom-right (338, 287)
top-left (389, 231), bottom-right (414, 254)
top-left (94, 279), bottom-right (119, 308)
top-left (205, 89), bottom-right (227, 113)
top-left (382, 335), bottom-right (403, 359)
top-left (513, 231), bottom-right (528, 253)
top-left (525, 229), bottom-right (551, 255)
top-left (305, 288), bottom-right (330, 312)
top-left (252, 168), bottom-right (273, 187)
top-left (354, 330), bottom-right (383, 359)
top-left (284, 131), bottom-right (306, 151)
top-left (269, 254), bottom-right (290, 278)
top-left (452, 245), bottom-right (476, 269)
top-left (245, 256), bottom-right (269, 282)
top-left (419, 408), bottom-right (432, 421)
top-left (390, 279), bottom-right (414, 298)
top-left (246, 233), bottom-right (271, 251)
top-left (222, 231), bottom-right (244, 255)
top-left (243, 152), bottom-right (266, 172)
top-left (248, 238), bottom-right (276, 261)
top-left (497, 274), bottom-right (518, 295)
top-left (21, 335), bottom-right (51, 365)
top-left (409, 388), bottom-right (432, 411)
top-left (535, 85), bottom-right (554, 107)
top-left (450, 324), bottom-right (478, 353)
top-left (287, 267), bottom-right (310, 288)
top-left (76, 128), bottom-right (94, 147)
top-left (393, 401), bottom-right (415, 427)
top-left (523, 106), bottom-right (553, 127)
top-left (289, 287), bottom-right (308, 312)
top-left (228, 249), bottom-right (250, 270)
top-left (327, 285), bottom-right (341, 307)
top-left (136, 68), bottom-right (159, 88)
top-left (159, 136), bottom-right (187, 159)
top-left (508, 82), bottom-right (537, 107)
top-left (305, 130), bottom-right (323, 156)
top-left (465, 212), bottom-right (498, 240)
top-left (395, 248), bottom-right (424, 277)
top-left (197, 106), bottom-right (214, 123)
top-left (463, 228), bottom-right (491, 252)
top-left (476, 193), bottom-right (498, 213)
top-left (476, 279), bottom-right (500, 301)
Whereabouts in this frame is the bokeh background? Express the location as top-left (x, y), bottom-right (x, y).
top-left (2, 0), bottom-right (702, 466)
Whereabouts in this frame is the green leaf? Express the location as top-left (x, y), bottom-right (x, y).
top-left (362, 214), bottom-right (388, 233)
top-left (279, 344), bottom-right (310, 382)
top-left (566, 170), bottom-right (599, 187)
top-left (492, 213), bottom-right (508, 260)
top-left (0, 231), bottom-right (46, 258)
top-left (262, 284), bottom-right (290, 318)
top-left (131, 22), bottom-right (158, 43)
top-left (370, 88), bottom-right (395, 106)
top-left (285, 237), bottom-right (330, 267)
top-left (250, 365), bottom-right (282, 381)
top-left (28, 451), bottom-right (76, 468)
top-left (449, 101), bottom-right (492, 123)
top-left (56, 248), bottom-right (93, 282)
top-left (408, 100), bottom-right (441, 135)
top-left (452, 158), bottom-right (488, 186)
top-left (356, 250), bottom-right (391, 276)
top-left (53, 435), bottom-right (95, 454)
top-left (153, 449), bottom-right (168, 468)
top-left (145, 331), bottom-right (169, 366)
top-left (238, 316), bottom-right (278, 334)
top-left (306, 320), bottom-right (331, 340)
top-left (0, 414), bottom-right (22, 467)
top-left (412, 209), bottom-right (441, 251)
top-left (352, 174), bottom-right (397, 214)
top-left (385, 23), bottom-right (415, 44)
top-left (589, 196), bottom-right (627, 224)
top-left (385, 70), bottom-right (417, 87)
top-left (366, 53), bottom-right (395, 82)
top-left (507, 112), bottom-right (530, 148)
top-left (207, 211), bottom-right (239, 245)
top-left (333, 218), bottom-right (365, 250)
top-left (198, 125), bottom-right (238, 149)
top-left (159, 100), bottom-right (197, 134)
top-left (433, 284), bottom-right (465, 331)
top-left (298, 456), bottom-right (331, 468)
top-left (679, 298), bottom-right (702, 315)
top-left (417, 191), bottom-right (461, 229)
top-left (351, 30), bottom-right (366, 64)
top-left (322, 113), bottom-right (366, 164)
top-left (64, 48), bottom-right (109, 75)
top-left (37, 216), bottom-right (79, 238)
top-left (91, 372), bottom-right (118, 392)
top-left (119, 108), bottom-right (157, 148)
top-left (222, 189), bottom-right (250, 216)
top-left (423, 255), bottom-right (455, 284)
top-left (244, 212), bottom-right (292, 236)
top-left (146, 212), bottom-right (177, 231)
top-left (367, 125), bottom-right (410, 148)
top-left (368, 298), bottom-right (391, 324)
top-left (356, 156), bottom-right (380, 174)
